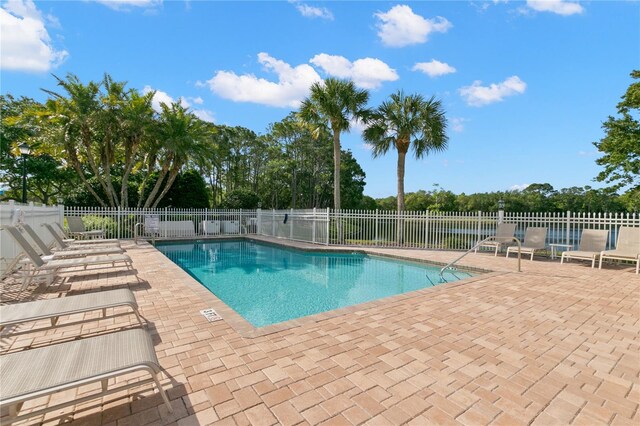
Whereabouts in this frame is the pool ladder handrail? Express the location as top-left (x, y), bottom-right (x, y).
top-left (438, 236), bottom-right (522, 282)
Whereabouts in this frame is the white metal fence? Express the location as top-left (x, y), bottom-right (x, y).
top-left (257, 209), bottom-right (640, 251)
top-left (63, 207), bottom-right (258, 240)
top-left (0, 201), bottom-right (64, 277)
top-left (1, 206), bottom-right (632, 271)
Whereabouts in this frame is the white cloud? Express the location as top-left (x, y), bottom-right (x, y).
top-left (206, 53), bottom-right (322, 108)
top-left (412, 60), bottom-right (456, 78)
top-left (450, 117), bottom-right (467, 133)
top-left (142, 86), bottom-right (213, 121)
top-left (510, 184), bottom-right (530, 191)
top-left (142, 85), bottom-right (184, 112)
top-left (526, 0), bottom-right (583, 16)
top-left (310, 53), bottom-right (399, 89)
top-left (459, 76), bottom-right (527, 107)
top-left (350, 118), bottom-right (367, 134)
top-left (0, 0), bottom-right (68, 72)
top-left (374, 5), bottom-right (452, 47)
top-left (193, 109), bottom-right (215, 123)
top-left (92, 0), bottom-right (162, 11)
top-left (290, 1), bottom-right (333, 20)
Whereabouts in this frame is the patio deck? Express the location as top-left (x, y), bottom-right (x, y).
top-left (1, 236), bottom-right (638, 425)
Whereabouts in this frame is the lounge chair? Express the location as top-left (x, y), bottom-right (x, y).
top-left (44, 223), bottom-right (120, 249)
top-left (0, 328), bottom-right (172, 423)
top-left (506, 227), bottom-right (547, 260)
top-left (599, 226), bottom-right (640, 274)
top-left (0, 288), bottom-right (142, 334)
top-left (561, 229), bottom-right (609, 268)
top-left (1, 226), bottom-right (133, 290)
top-left (475, 223), bottom-right (517, 256)
top-left (65, 216), bottom-right (105, 239)
top-left (21, 224), bottom-right (123, 259)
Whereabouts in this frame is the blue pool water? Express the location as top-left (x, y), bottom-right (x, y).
top-left (156, 240), bottom-right (473, 327)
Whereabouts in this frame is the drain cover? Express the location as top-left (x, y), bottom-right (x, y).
top-left (200, 308), bottom-right (223, 322)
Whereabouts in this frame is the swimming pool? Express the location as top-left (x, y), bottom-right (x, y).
top-left (157, 240), bottom-right (473, 327)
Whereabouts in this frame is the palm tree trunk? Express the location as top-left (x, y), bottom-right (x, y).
top-left (332, 127), bottom-right (342, 243)
top-left (396, 148), bottom-right (407, 245)
top-left (143, 165), bottom-right (169, 208)
top-left (151, 167), bottom-right (180, 208)
top-left (66, 141), bottom-right (106, 207)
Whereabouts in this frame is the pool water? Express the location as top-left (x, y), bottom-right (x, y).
top-left (156, 240), bottom-right (473, 327)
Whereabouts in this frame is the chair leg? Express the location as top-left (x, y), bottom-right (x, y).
top-left (133, 308), bottom-right (144, 327)
top-left (152, 372), bottom-right (173, 412)
top-left (598, 256), bottom-right (603, 269)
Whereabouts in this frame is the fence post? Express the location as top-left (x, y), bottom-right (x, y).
top-left (375, 209), bottom-right (379, 247)
top-left (58, 204), bottom-right (64, 225)
top-left (566, 210), bottom-right (571, 245)
top-left (289, 208), bottom-right (294, 240)
top-left (272, 209), bottom-right (276, 236)
top-left (326, 208), bottom-right (330, 245)
top-left (477, 211), bottom-right (482, 246)
top-left (312, 207), bottom-right (316, 243)
top-left (256, 209), bottom-right (262, 235)
top-left (424, 210), bottom-right (430, 249)
top-left (117, 207), bottom-right (121, 239)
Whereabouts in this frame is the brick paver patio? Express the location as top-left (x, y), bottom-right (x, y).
top-left (1, 236), bottom-right (638, 425)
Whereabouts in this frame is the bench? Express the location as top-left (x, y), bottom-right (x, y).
top-left (158, 220), bottom-right (196, 237)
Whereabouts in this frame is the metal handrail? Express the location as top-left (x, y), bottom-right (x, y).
top-left (439, 236), bottom-right (522, 282)
top-left (134, 222), bottom-right (156, 245)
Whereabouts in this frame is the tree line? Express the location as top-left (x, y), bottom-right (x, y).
top-left (1, 71), bottom-right (638, 212)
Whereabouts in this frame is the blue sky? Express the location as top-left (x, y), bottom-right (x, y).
top-left (1, 0), bottom-right (638, 198)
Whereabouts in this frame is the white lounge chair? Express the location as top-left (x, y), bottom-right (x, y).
top-left (506, 227), bottom-right (547, 260)
top-left (65, 216), bottom-right (105, 239)
top-left (475, 223), bottom-right (517, 256)
top-left (44, 223), bottom-right (120, 249)
top-left (0, 328), bottom-right (172, 424)
top-left (2, 226), bottom-right (133, 290)
top-left (0, 288), bottom-right (142, 334)
top-left (599, 226), bottom-right (640, 274)
top-left (561, 229), bottom-right (609, 268)
top-left (21, 224), bottom-right (123, 259)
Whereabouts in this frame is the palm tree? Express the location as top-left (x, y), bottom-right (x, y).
top-left (363, 91), bottom-right (448, 243)
top-left (298, 78), bottom-right (370, 211)
top-left (299, 78), bottom-right (369, 242)
top-left (142, 102), bottom-right (207, 208)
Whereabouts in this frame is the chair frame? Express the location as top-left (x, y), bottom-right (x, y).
top-left (0, 329), bottom-right (172, 424)
top-left (561, 229), bottom-right (609, 268)
top-left (0, 288), bottom-right (143, 334)
top-left (506, 227), bottom-right (547, 260)
top-left (475, 223), bottom-right (517, 256)
top-left (598, 226), bottom-right (640, 274)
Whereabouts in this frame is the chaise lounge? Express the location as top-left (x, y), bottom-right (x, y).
top-left (0, 328), bottom-right (172, 424)
top-left (475, 223), bottom-right (517, 256)
top-left (506, 227), bottom-right (547, 260)
top-left (0, 288), bottom-right (143, 334)
top-left (599, 226), bottom-right (640, 274)
top-left (65, 216), bottom-right (105, 239)
top-left (561, 229), bottom-right (609, 268)
top-left (2, 226), bottom-right (133, 290)
top-left (21, 224), bottom-right (123, 259)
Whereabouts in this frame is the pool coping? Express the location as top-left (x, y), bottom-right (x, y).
top-left (152, 236), bottom-right (503, 338)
